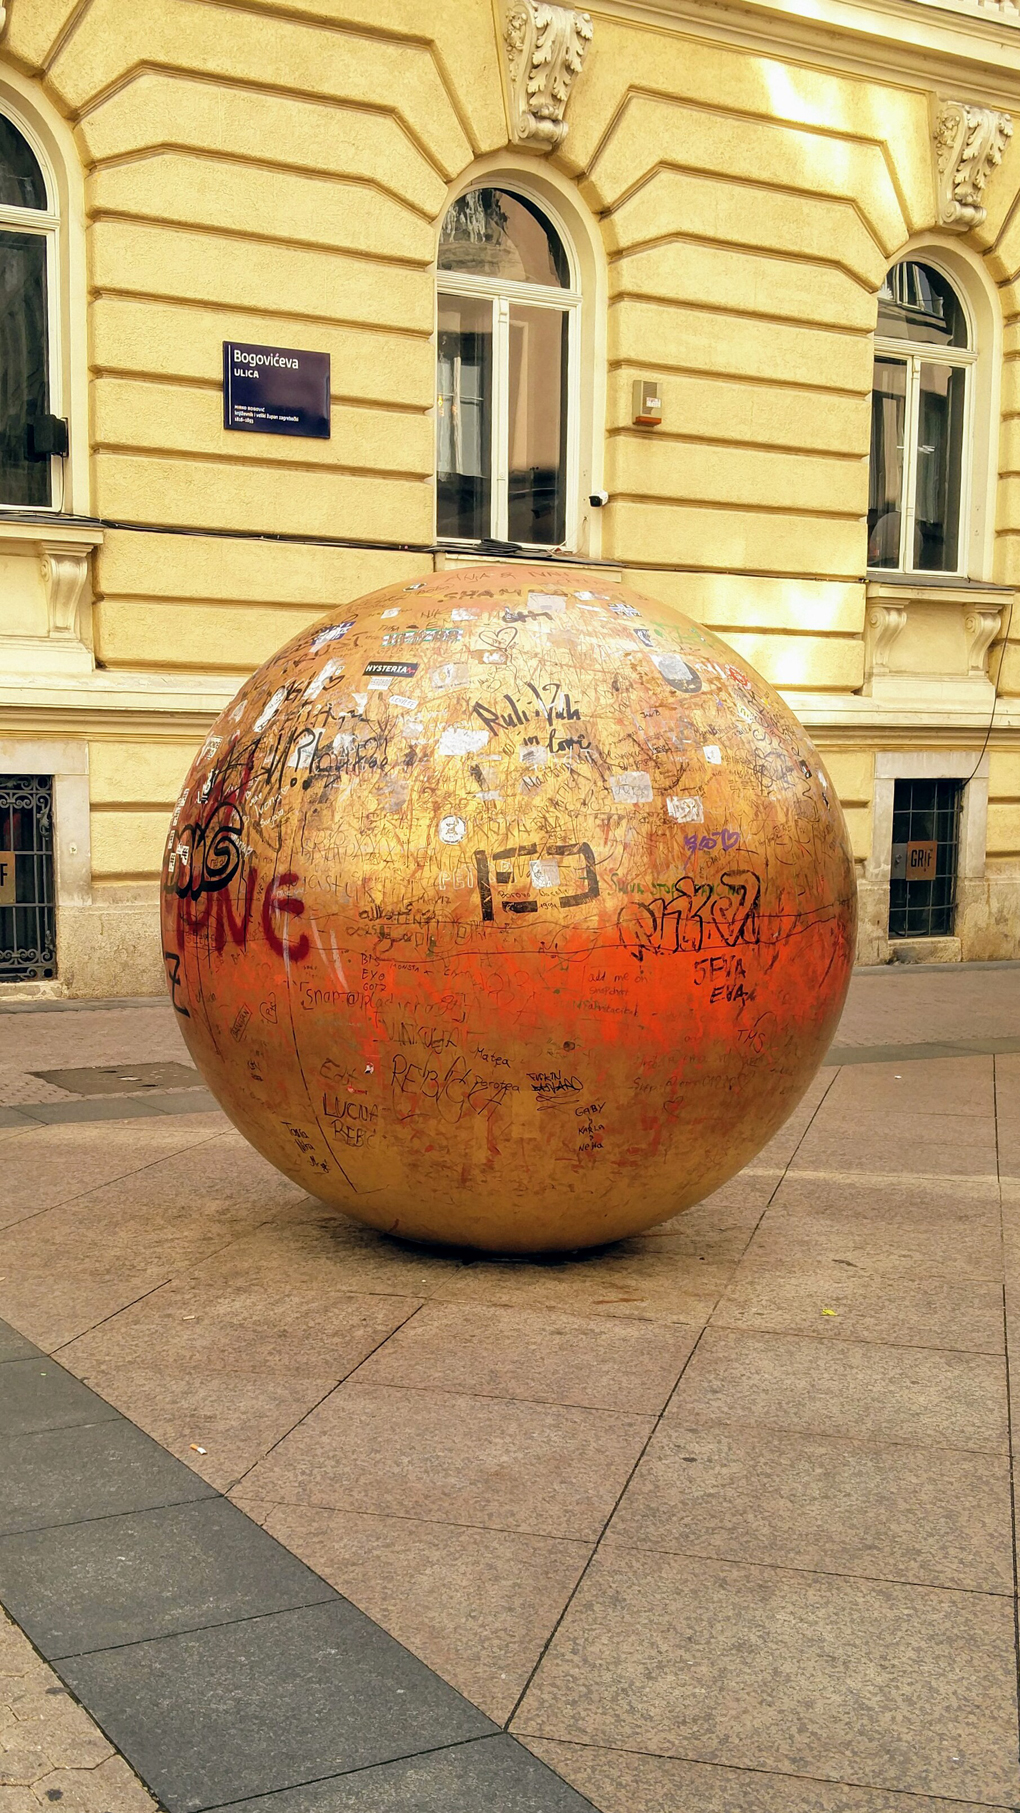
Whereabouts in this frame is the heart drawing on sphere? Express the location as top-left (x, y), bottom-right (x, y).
top-left (260, 994), bottom-right (278, 1024)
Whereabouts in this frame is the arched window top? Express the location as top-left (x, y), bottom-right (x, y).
top-left (877, 259), bottom-right (968, 351)
top-left (438, 187), bottom-right (569, 288)
top-left (0, 114), bottom-right (46, 211)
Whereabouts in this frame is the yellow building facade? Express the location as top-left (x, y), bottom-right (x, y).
top-left (1, 0), bottom-right (1019, 994)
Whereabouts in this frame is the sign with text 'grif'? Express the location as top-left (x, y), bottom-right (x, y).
top-left (223, 342), bottom-right (330, 439)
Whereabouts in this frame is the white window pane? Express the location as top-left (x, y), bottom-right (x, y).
top-left (436, 294), bottom-right (492, 541)
top-left (913, 362), bottom-right (966, 572)
top-left (868, 356), bottom-right (907, 569)
top-left (507, 304), bottom-right (567, 547)
top-left (0, 229), bottom-right (50, 507)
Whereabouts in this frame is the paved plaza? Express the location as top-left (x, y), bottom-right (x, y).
top-left (1, 962), bottom-right (1020, 1811)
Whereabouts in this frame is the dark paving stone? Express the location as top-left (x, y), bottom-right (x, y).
top-left (56, 1599), bottom-right (497, 1813)
top-left (0, 1355), bottom-right (120, 1437)
top-left (0, 1319), bottom-right (40, 1362)
top-left (0, 1420), bottom-right (216, 1535)
top-left (20, 1096), bottom-right (158, 1124)
top-left (148, 1089), bottom-right (220, 1116)
top-left (226, 1735), bottom-right (597, 1811)
top-left (31, 1062), bottom-right (201, 1095)
top-left (0, 1498), bottom-right (338, 1658)
top-left (14, 1090), bottom-right (218, 1126)
top-left (0, 1106), bottom-right (35, 1127)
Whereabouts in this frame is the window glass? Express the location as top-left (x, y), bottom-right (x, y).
top-left (913, 362), bottom-right (966, 571)
top-left (438, 188), bottom-right (569, 288)
top-left (0, 229), bottom-right (49, 506)
top-left (877, 261), bottom-right (967, 348)
top-left (0, 117), bottom-right (46, 211)
top-left (436, 294), bottom-right (492, 541)
top-left (507, 304), bottom-right (567, 545)
top-left (889, 778), bottom-right (961, 939)
top-left (868, 358), bottom-right (907, 569)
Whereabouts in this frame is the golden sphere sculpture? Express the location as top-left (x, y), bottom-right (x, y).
top-left (161, 565), bottom-right (855, 1252)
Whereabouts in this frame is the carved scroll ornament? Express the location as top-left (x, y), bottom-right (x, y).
top-left (866, 602), bottom-right (908, 677)
top-left (504, 1), bottom-right (593, 151)
top-left (934, 101), bottom-right (1012, 231)
top-left (964, 605), bottom-right (1002, 677)
top-left (40, 546), bottom-right (90, 640)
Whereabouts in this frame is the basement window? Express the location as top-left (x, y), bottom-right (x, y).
top-left (889, 777), bottom-right (962, 939)
top-left (0, 774), bottom-right (56, 980)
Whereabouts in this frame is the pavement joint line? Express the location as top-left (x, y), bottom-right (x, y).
top-left (187, 1735), bottom-right (535, 1813)
top-left (0, 1125), bottom-right (231, 1242)
top-left (506, 1734), bottom-right (1020, 1810)
top-left (0, 1315), bottom-right (597, 1813)
top-left (824, 1036), bottom-right (1020, 1065)
top-left (226, 1300), bottom-right (426, 1499)
top-left (503, 1065), bottom-right (844, 1734)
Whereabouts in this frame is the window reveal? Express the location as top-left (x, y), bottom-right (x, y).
top-left (868, 260), bottom-right (973, 575)
top-left (0, 113), bottom-right (54, 509)
top-left (436, 187), bottom-right (577, 549)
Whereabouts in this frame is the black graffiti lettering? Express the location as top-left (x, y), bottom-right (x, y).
top-left (475, 850), bottom-right (494, 922)
top-left (163, 949), bottom-right (190, 1017)
top-left (168, 799), bottom-right (244, 901)
top-left (618, 871), bottom-right (762, 962)
top-left (550, 842), bottom-right (599, 909)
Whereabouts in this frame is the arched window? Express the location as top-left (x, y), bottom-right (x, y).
top-left (436, 186), bottom-right (580, 549)
top-left (0, 109), bottom-right (57, 508)
top-left (868, 259), bottom-right (976, 573)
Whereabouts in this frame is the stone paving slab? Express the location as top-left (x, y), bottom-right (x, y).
top-left (0, 1320), bottom-right (591, 1813)
top-left (0, 1360), bottom-right (120, 1440)
top-left (0, 1499), bottom-right (337, 1657)
top-left (57, 1601), bottom-right (496, 1813)
top-left (0, 1422), bottom-right (216, 1537)
top-left (225, 1737), bottom-right (596, 1811)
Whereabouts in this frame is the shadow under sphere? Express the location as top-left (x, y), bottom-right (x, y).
top-left (160, 565), bottom-right (856, 1252)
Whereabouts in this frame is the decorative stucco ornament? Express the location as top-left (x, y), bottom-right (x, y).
top-left (161, 566), bottom-right (856, 1254)
top-left (504, 0), bottom-right (593, 150)
top-left (934, 100), bottom-right (1012, 230)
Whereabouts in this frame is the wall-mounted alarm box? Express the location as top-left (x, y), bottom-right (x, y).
top-left (632, 378), bottom-right (662, 425)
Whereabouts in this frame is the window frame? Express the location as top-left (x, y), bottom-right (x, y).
top-left (869, 256), bottom-right (977, 578)
top-left (435, 185), bottom-right (583, 553)
top-left (0, 100), bottom-right (62, 514)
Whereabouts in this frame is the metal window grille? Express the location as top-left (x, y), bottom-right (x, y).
top-left (0, 775), bottom-right (56, 980)
top-left (888, 777), bottom-right (962, 940)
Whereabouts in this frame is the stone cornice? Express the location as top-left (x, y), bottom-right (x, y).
top-left (594, 0), bottom-right (1020, 109)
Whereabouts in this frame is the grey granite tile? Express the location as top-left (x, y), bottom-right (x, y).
top-left (224, 1735), bottom-right (596, 1811)
top-left (56, 1600), bottom-right (496, 1813)
top-left (18, 1098), bottom-right (157, 1125)
top-left (0, 1498), bottom-right (338, 1658)
top-left (0, 1356), bottom-right (121, 1437)
top-left (0, 1421), bottom-right (216, 1535)
top-left (0, 1318), bottom-right (40, 1362)
top-left (31, 1063), bottom-right (200, 1096)
top-left (149, 1091), bottom-right (220, 1117)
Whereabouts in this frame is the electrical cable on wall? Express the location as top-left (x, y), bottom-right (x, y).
top-left (966, 590), bottom-right (1015, 785)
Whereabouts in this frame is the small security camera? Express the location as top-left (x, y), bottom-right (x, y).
top-left (588, 490), bottom-right (609, 508)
